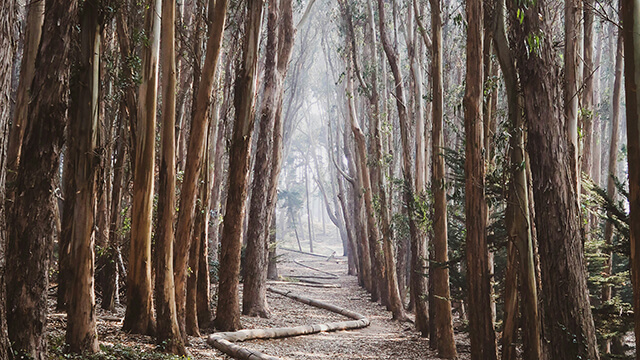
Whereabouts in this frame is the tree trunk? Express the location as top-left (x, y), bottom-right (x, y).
top-left (244, 0), bottom-right (282, 317)
top-left (429, 0), bottom-right (456, 356)
top-left (602, 25), bottom-right (623, 306)
top-left (123, 0), bottom-right (161, 335)
top-left (377, 0), bottom-right (429, 335)
top-left (5, 0), bottom-right (44, 202)
top-left (215, 0), bottom-right (264, 331)
top-left (0, 0), bottom-right (16, 356)
top-left (154, 0), bottom-right (187, 353)
top-left (510, 1), bottom-right (599, 358)
top-left (621, 3), bottom-right (640, 357)
top-left (174, 0), bottom-right (228, 338)
top-left (345, 63), bottom-right (388, 306)
top-left (6, 1), bottom-right (77, 358)
top-left (564, 0), bottom-right (583, 192)
top-left (102, 106), bottom-right (126, 311)
top-left (493, 2), bottom-right (541, 357)
top-left (464, 1), bottom-right (497, 358)
top-left (581, 0), bottom-right (594, 240)
top-left (66, 0), bottom-right (101, 353)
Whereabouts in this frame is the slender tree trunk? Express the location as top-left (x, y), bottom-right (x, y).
top-left (6, 1), bottom-right (77, 358)
top-left (154, 0), bottom-right (187, 353)
top-left (175, 0), bottom-right (228, 339)
top-left (464, 0), bottom-right (497, 358)
top-left (102, 106), bottom-right (126, 311)
top-left (429, 0), bottom-right (456, 356)
top-left (581, 0), bottom-right (594, 233)
top-left (345, 63), bottom-right (388, 307)
top-left (510, 0), bottom-right (599, 358)
top-left (603, 25), bottom-right (623, 306)
top-left (243, 0), bottom-right (280, 319)
top-left (123, 0), bottom-right (161, 335)
top-left (365, 0), bottom-right (404, 319)
top-left (565, 0), bottom-right (583, 192)
top-left (377, 0), bottom-right (428, 335)
top-left (621, 3), bottom-right (640, 357)
top-left (215, 0), bottom-right (264, 331)
top-left (66, 0), bottom-right (101, 353)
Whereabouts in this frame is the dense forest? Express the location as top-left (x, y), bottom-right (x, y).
top-left (0, 0), bottom-right (639, 359)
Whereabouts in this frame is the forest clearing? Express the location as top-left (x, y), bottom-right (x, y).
top-left (1, 0), bottom-right (640, 358)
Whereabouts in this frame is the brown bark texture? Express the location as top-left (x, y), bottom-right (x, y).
top-left (174, 0), bottom-right (227, 339)
top-left (429, 0), bottom-right (457, 356)
top-left (0, 0), bottom-right (16, 356)
top-left (621, 2), bottom-right (640, 357)
top-left (123, 0), bottom-right (161, 335)
top-left (215, 0), bottom-right (264, 332)
top-left (6, 1), bottom-right (77, 358)
top-left (493, 2), bottom-right (541, 357)
top-left (243, 0), bottom-right (282, 318)
top-left (66, 0), bottom-right (101, 353)
top-left (510, 0), bottom-right (600, 358)
top-left (464, 0), bottom-right (497, 358)
top-left (154, 0), bottom-right (187, 353)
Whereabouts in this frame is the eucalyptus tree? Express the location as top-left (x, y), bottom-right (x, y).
top-left (6, 0), bottom-right (77, 357)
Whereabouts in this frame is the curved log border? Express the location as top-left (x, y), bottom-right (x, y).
top-left (206, 287), bottom-right (370, 360)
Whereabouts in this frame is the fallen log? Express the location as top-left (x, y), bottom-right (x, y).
top-left (279, 247), bottom-right (330, 258)
top-left (292, 259), bottom-right (339, 278)
top-left (267, 280), bottom-right (341, 288)
top-left (206, 287), bottom-right (370, 360)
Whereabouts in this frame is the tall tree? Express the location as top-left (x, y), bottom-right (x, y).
top-left (65, 0), bottom-right (101, 353)
top-left (174, 0), bottom-right (228, 338)
top-left (621, 2), bottom-right (640, 356)
top-left (565, 0), bottom-right (583, 190)
top-left (5, 0), bottom-right (77, 357)
top-left (602, 22), bottom-right (623, 305)
top-left (377, 0), bottom-right (429, 335)
top-left (215, 0), bottom-right (264, 332)
top-left (123, 0), bottom-right (161, 335)
top-left (464, 0), bottom-right (497, 358)
top-left (0, 0), bottom-right (16, 357)
top-left (492, 1), bottom-right (541, 358)
top-left (430, 0), bottom-right (457, 356)
top-left (154, 0), bottom-right (187, 353)
top-left (243, 0), bottom-right (282, 318)
top-left (509, 0), bottom-right (600, 357)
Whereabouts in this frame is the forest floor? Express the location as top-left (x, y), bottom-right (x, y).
top-left (47, 249), bottom-right (472, 359)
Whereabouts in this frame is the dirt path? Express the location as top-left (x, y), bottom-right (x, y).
top-left (190, 250), bottom-right (471, 360)
top-left (47, 250), bottom-right (470, 359)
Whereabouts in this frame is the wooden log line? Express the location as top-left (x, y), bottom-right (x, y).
top-left (206, 287), bottom-right (370, 360)
top-left (279, 247), bottom-right (332, 258)
top-left (267, 280), bottom-right (341, 288)
top-left (292, 259), bottom-right (340, 278)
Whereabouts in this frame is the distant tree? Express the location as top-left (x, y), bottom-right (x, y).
top-left (6, 0), bottom-right (77, 358)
